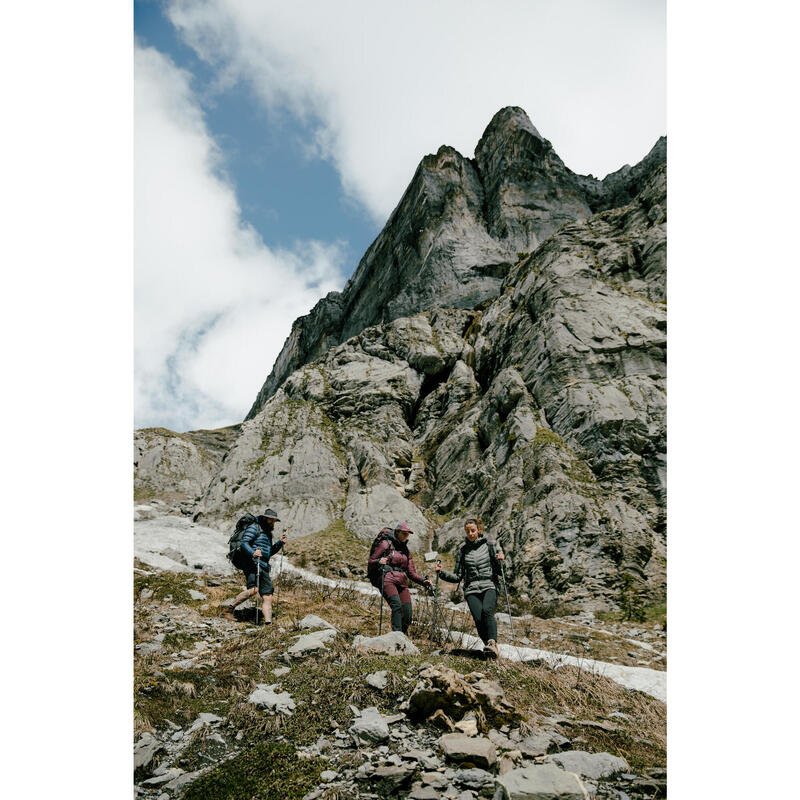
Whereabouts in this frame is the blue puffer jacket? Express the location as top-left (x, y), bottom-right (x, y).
top-left (240, 521), bottom-right (283, 571)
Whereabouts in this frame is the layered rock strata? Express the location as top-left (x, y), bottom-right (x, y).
top-left (245, 107), bottom-right (665, 420)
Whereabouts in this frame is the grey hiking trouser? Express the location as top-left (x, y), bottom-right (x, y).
top-left (466, 587), bottom-right (497, 644)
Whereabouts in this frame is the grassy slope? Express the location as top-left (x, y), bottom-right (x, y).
top-left (134, 570), bottom-right (666, 799)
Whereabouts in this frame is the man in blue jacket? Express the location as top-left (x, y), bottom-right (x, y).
top-left (220, 508), bottom-right (286, 624)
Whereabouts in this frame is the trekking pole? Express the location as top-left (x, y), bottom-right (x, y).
top-left (273, 547), bottom-right (284, 617)
top-left (499, 557), bottom-right (515, 640)
top-left (430, 565), bottom-right (441, 645)
top-left (378, 569), bottom-right (385, 635)
top-left (430, 583), bottom-right (456, 648)
top-left (255, 558), bottom-right (261, 626)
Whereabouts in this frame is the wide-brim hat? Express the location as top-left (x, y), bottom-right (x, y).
top-left (262, 508), bottom-right (280, 521)
top-left (394, 521), bottom-right (413, 533)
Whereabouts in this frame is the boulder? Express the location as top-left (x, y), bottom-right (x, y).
top-left (365, 670), bottom-right (389, 690)
top-left (288, 628), bottom-right (337, 656)
top-left (371, 764), bottom-right (415, 793)
top-left (406, 665), bottom-right (519, 727)
top-left (298, 614), bottom-right (337, 631)
top-left (352, 631), bottom-right (420, 655)
top-left (349, 706), bottom-right (390, 744)
top-left (186, 713), bottom-right (224, 734)
top-left (453, 767), bottom-right (495, 790)
top-left (133, 733), bottom-right (163, 779)
top-left (517, 728), bottom-right (570, 757)
top-left (438, 733), bottom-right (497, 769)
top-left (495, 763), bottom-right (589, 799)
top-left (247, 684), bottom-right (296, 716)
top-left (409, 787), bottom-right (440, 800)
top-left (544, 751), bottom-right (629, 780)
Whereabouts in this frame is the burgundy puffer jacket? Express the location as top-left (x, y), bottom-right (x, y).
top-left (369, 535), bottom-right (426, 586)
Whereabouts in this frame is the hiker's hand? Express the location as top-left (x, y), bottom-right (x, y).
top-left (424, 580), bottom-right (432, 591)
top-left (253, 549), bottom-right (262, 559)
top-left (379, 556), bottom-right (389, 565)
top-left (434, 563), bottom-right (442, 572)
top-left (496, 551), bottom-right (505, 561)
top-left (280, 535), bottom-right (287, 544)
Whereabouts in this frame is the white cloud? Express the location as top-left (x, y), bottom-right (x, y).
top-left (167, 0), bottom-right (665, 223)
top-left (135, 43), bottom-right (346, 431)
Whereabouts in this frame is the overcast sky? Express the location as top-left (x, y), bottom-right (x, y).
top-left (134, 0), bottom-right (665, 432)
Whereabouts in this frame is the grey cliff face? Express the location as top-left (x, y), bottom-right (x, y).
top-left (134, 426), bottom-right (240, 510)
top-left (246, 107), bottom-right (665, 421)
top-left (135, 107), bottom-right (666, 609)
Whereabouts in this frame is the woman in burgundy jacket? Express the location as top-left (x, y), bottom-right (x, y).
top-left (369, 522), bottom-right (431, 635)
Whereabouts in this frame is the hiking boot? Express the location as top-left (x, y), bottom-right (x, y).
top-left (484, 639), bottom-right (499, 659)
top-left (219, 605), bottom-right (236, 621)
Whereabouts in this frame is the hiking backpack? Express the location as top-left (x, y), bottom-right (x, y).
top-left (227, 513), bottom-right (258, 569)
top-left (367, 528), bottom-right (394, 586)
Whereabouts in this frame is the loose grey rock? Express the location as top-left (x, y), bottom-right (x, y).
top-left (409, 787), bottom-right (440, 800)
top-left (371, 764), bottom-right (415, 793)
top-left (189, 589), bottom-right (207, 601)
top-left (406, 665), bottom-right (518, 726)
top-left (349, 707), bottom-right (391, 744)
top-left (422, 770), bottom-right (449, 788)
top-left (247, 684), bottom-right (296, 716)
top-left (544, 751), bottom-right (629, 780)
top-left (287, 628), bottom-right (337, 656)
top-left (186, 712), bottom-right (224, 734)
top-left (438, 733), bottom-right (497, 769)
top-left (134, 733), bottom-right (163, 778)
top-left (138, 588), bottom-right (154, 601)
top-left (272, 666), bottom-right (291, 677)
top-left (365, 670), bottom-right (389, 690)
top-left (517, 729), bottom-right (569, 757)
top-left (320, 770), bottom-right (338, 782)
top-left (495, 763), bottom-right (589, 799)
top-left (454, 767), bottom-right (495, 790)
top-left (298, 614), bottom-right (337, 631)
top-left (163, 769), bottom-right (207, 792)
top-left (135, 641), bottom-right (163, 656)
top-left (141, 768), bottom-right (183, 786)
top-left (353, 631), bottom-right (420, 655)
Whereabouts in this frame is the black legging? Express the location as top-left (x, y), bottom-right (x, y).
top-left (465, 588), bottom-right (497, 644)
top-left (384, 592), bottom-right (413, 633)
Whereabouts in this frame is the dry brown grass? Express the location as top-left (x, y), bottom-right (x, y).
top-left (286, 519), bottom-right (370, 579)
top-left (135, 568), bottom-right (666, 788)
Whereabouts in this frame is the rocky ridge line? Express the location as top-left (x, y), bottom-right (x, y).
top-left (245, 107), bottom-right (665, 420)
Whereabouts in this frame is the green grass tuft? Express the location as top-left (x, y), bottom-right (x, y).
top-left (182, 742), bottom-right (325, 800)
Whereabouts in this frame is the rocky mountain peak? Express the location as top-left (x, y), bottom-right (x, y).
top-left (475, 105), bottom-right (546, 156)
top-left (475, 106), bottom-right (544, 147)
top-left (245, 107), bottom-right (664, 420)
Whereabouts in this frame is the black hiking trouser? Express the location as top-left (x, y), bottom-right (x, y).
top-left (466, 587), bottom-right (497, 644)
top-left (384, 594), bottom-right (412, 633)
top-left (382, 571), bottom-right (413, 633)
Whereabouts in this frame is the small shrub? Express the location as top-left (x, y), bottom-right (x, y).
top-left (617, 573), bottom-right (647, 622)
